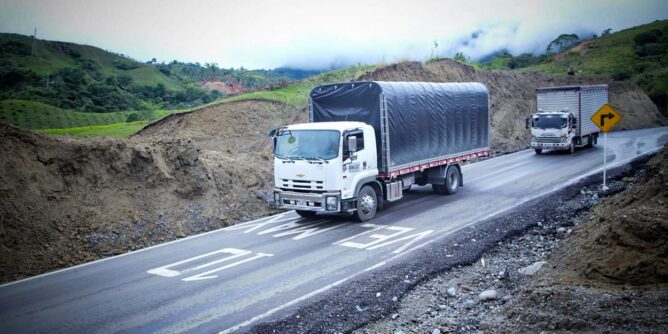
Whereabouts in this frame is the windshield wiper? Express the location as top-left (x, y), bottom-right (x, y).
top-left (307, 156), bottom-right (329, 164)
top-left (275, 154), bottom-right (295, 162)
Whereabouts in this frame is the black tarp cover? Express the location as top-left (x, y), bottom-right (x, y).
top-left (309, 81), bottom-right (490, 173)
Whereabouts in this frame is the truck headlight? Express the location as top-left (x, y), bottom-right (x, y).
top-left (531, 136), bottom-right (537, 142)
top-left (325, 196), bottom-right (338, 211)
top-left (560, 134), bottom-right (567, 142)
top-left (274, 192), bottom-right (281, 205)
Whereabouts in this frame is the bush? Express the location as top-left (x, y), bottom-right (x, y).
top-left (611, 70), bottom-right (631, 81)
top-left (126, 113), bottom-right (139, 122)
top-left (634, 29), bottom-right (664, 46)
top-left (636, 43), bottom-right (666, 57)
top-left (113, 59), bottom-right (139, 70)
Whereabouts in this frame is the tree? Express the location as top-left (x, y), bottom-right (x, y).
top-left (453, 52), bottom-right (470, 63)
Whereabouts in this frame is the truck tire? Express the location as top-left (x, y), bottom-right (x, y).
top-left (432, 166), bottom-right (460, 195)
top-left (354, 185), bottom-right (377, 222)
top-left (534, 149), bottom-right (542, 154)
top-left (444, 166), bottom-right (460, 195)
top-left (568, 142), bottom-right (575, 154)
top-left (296, 210), bottom-right (317, 218)
top-left (586, 135), bottom-right (594, 148)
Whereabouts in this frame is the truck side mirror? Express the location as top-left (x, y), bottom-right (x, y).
top-left (348, 135), bottom-right (358, 153)
top-left (267, 128), bottom-right (277, 137)
top-left (525, 117), bottom-right (530, 129)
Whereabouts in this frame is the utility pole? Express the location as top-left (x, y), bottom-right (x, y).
top-left (31, 27), bottom-right (37, 56)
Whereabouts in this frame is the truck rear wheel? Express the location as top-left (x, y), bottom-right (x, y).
top-left (432, 166), bottom-right (460, 195)
top-left (354, 185), bottom-right (377, 222)
top-left (296, 210), bottom-right (317, 218)
top-left (444, 166), bottom-right (460, 194)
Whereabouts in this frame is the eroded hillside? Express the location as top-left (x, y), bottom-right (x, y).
top-left (0, 122), bottom-right (276, 282)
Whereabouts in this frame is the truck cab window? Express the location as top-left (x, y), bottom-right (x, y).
top-left (343, 130), bottom-right (364, 161)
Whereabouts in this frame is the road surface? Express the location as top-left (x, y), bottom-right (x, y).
top-left (1, 127), bottom-right (666, 333)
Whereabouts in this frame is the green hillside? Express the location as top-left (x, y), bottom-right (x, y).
top-left (521, 19), bottom-right (668, 114)
top-left (0, 33), bottom-right (182, 88)
top-left (0, 33), bottom-right (222, 114)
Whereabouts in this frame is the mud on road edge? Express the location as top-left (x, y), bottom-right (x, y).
top-left (245, 152), bottom-right (657, 334)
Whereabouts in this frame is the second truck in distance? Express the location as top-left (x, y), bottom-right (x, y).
top-left (527, 85), bottom-right (608, 154)
top-left (270, 81), bottom-right (490, 221)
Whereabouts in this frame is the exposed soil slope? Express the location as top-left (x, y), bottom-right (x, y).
top-left (545, 146), bottom-right (668, 286)
top-left (0, 122), bottom-right (276, 283)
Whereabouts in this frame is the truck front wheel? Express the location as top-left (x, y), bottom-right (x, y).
top-left (354, 185), bottom-right (377, 222)
top-left (534, 149), bottom-right (542, 154)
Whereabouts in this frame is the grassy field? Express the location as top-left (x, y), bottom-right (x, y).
top-left (0, 99), bottom-right (180, 130)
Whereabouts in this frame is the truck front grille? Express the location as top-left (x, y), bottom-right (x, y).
top-left (537, 137), bottom-right (560, 143)
top-left (280, 179), bottom-right (324, 192)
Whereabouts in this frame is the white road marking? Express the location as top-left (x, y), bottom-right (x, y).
top-left (182, 253), bottom-right (274, 282)
top-left (147, 248), bottom-right (274, 282)
top-left (367, 230), bottom-right (434, 254)
top-left (258, 220), bottom-right (351, 240)
top-left (338, 226), bottom-right (413, 249)
top-left (333, 223), bottom-right (386, 245)
top-left (225, 213), bottom-right (298, 233)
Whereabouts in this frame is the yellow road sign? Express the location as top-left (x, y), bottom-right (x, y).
top-left (591, 104), bottom-right (621, 132)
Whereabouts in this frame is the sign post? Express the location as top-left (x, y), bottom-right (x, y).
top-left (591, 104), bottom-right (622, 190)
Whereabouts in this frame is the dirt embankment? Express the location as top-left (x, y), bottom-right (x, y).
top-left (496, 146), bottom-right (668, 332)
top-left (0, 122), bottom-right (276, 283)
top-left (359, 59), bottom-right (665, 150)
top-left (545, 146), bottom-right (668, 286)
top-left (355, 149), bottom-right (667, 334)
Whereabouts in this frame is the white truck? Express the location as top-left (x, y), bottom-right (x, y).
top-left (270, 81), bottom-right (490, 221)
top-left (527, 85), bottom-right (608, 154)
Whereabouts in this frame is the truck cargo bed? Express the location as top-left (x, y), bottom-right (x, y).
top-left (309, 81), bottom-right (490, 174)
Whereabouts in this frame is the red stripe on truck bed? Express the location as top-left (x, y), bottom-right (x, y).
top-left (379, 150), bottom-right (490, 179)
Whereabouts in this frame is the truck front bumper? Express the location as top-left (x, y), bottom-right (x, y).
top-left (273, 189), bottom-right (343, 212)
top-left (531, 142), bottom-right (570, 150)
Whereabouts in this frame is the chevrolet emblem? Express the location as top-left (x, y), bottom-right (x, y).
top-left (296, 173), bottom-right (305, 177)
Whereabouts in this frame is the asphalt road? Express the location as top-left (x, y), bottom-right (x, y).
top-left (1, 127), bottom-right (666, 334)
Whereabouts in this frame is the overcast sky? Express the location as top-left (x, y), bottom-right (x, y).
top-left (1, 0), bottom-right (667, 69)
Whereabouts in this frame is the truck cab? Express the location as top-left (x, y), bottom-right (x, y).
top-left (528, 110), bottom-right (578, 154)
top-left (272, 121), bottom-right (379, 219)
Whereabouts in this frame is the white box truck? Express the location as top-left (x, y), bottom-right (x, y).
top-left (270, 81), bottom-right (490, 221)
top-left (527, 85), bottom-right (607, 154)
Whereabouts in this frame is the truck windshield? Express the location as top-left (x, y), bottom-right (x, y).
top-left (534, 115), bottom-right (567, 129)
top-left (275, 130), bottom-right (340, 160)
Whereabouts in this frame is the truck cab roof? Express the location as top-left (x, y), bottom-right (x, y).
top-left (534, 111), bottom-right (570, 116)
top-left (286, 121), bottom-right (370, 132)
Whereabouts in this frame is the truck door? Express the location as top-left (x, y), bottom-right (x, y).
top-left (343, 129), bottom-right (365, 195)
